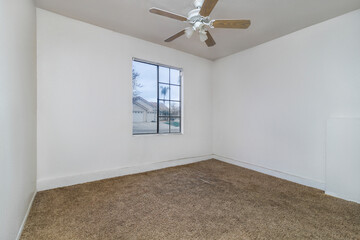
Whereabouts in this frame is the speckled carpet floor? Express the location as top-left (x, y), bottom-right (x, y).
top-left (21, 159), bottom-right (360, 240)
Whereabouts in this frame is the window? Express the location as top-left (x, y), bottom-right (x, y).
top-left (132, 59), bottom-right (182, 135)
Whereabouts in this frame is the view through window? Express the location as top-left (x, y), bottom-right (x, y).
top-left (132, 59), bottom-right (182, 135)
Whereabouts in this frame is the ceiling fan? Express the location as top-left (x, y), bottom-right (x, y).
top-left (149, 0), bottom-right (251, 47)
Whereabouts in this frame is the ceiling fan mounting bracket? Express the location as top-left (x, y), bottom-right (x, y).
top-left (209, 20), bottom-right (215, 28)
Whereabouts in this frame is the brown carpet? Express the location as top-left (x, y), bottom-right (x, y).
top-left (21, 160), bottom-right (360, 240)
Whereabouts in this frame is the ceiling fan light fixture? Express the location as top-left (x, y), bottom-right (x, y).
top-left (199, 31), bottom-right (208, 42)
top-left (193, 21), bottom-right (204, 30)
top-left (185, 27), bottom-right (194, 38)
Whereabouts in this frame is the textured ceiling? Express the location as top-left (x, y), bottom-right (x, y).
top-left (35, 0), bottom-right (360, 60)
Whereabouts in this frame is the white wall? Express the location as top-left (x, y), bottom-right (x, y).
top-left (326, 118), bottom-right (360, 203)
top-left (212, 10), bottom-right (360, 189)
top-left (37, 9), bottom-right (213, 190)
top-left (0, 0), bottom-right (37, 239)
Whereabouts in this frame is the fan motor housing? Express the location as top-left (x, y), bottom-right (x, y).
top-left (187, 9), bottom-right (201, 23)
top-left (187, 8), bottom-right (210, 26)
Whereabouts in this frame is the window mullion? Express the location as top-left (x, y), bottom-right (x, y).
top-left (157, 65), bottom-right (159, 134)
top-left (168, 68), bottom-right (171, 133)
top-left (180, 72), bottom-right (182, 133)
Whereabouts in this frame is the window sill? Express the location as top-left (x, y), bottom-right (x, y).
top-left (132, 133), bottom-right (184, 137)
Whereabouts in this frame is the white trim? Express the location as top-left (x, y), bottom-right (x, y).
top-left (37, 155), bottom-right (212, 191)
top-left (325, 191), bottom-right (360, 204)
top-left (16, 191), bottom-right (36, 240)
top-left (213, 154), bottom-right (325, 190)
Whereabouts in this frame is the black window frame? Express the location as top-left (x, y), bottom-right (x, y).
top-left (132, 58), bottom-right (182, 135)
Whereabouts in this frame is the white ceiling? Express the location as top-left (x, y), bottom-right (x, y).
top-left (34, 0), bottom-right (360, 60)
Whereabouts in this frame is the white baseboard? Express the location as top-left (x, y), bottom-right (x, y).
top-left (16, 191), bottom-right (36, 240)
top-left (37, 154), bottom-right (326, 192)
top-left (213, 154), bottom-right (325, 190)
top-left (37, 155), bottom-right (213, 191)
top-left (325, 191), bottom-right (360, 204)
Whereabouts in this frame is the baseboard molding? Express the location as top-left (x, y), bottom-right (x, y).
top-left (37, 154), bottom-right (327, 192)
top-left (325, 191), bottom-right (360, 204)
top-left (37, 155), bottom-right (213, 191)
top-left (213, 154), bottom-right (325, 190)
top-left (16, 191), bottom-right (36, 240)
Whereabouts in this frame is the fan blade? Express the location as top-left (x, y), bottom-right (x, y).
top-left (212, 20), bottom-right (251, 29)
top-left (199, 0), bottom-right (219, 17)
top-left (205, 31), bottom-right (216, 47)
top-left (165, 30), bottom-right (185, 42)
top-left (149, 8), bottom-right (187, 22)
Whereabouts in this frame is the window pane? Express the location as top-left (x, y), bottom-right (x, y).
top-left (132, 61), bottom-right (157, 134)
top-left (159, 66), bottom-right (169, 84)
top-left (170, 69), bottom-right (180, 85)
top-left (159, 117), bottom-right (170, 134)
top-left (170, 101), bottom-right (180, 116)
top-left (170, 117), bottom-right (181, 133)
top-left (159, 83), bottom-right (170, 100)
top-left (159, 100), bottom-right (169, 116)
top-left (170, 85), bottom-right (180, 101)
